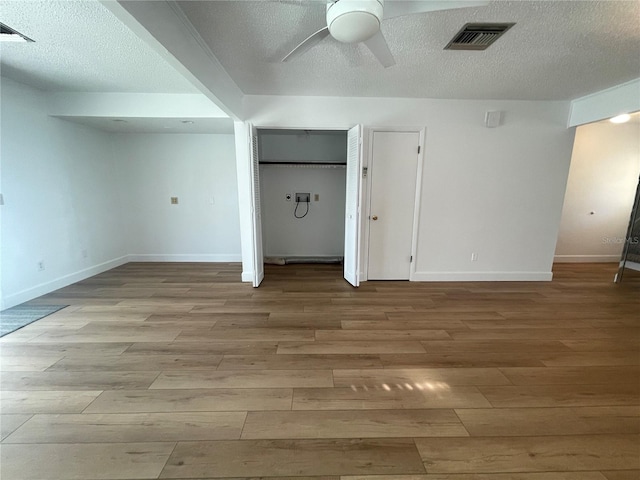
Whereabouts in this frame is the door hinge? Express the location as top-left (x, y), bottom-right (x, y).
top-left (418, 146), bottom-right (421, 154)
top-left (410, 255), bottom-right (413, 262)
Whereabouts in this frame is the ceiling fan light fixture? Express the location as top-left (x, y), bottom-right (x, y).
top-left (610, 113), bottom-right (631, 124)
top-left (327, 0), bottom-right (383, 43)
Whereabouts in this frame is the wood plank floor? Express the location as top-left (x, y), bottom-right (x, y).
top-left (1, 262), bottom-right (639, 480)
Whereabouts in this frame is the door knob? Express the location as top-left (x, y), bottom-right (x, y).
top-left (372, 215), bottom-right (378, 221)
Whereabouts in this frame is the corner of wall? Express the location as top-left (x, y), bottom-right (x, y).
top-left (2, 255), bottom-right (129, 310)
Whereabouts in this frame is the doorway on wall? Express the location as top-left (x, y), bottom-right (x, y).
top-left (616, 176), bottom-right (640, 282)
top-left (554, 112), bottom-right (640, 281)
top-left (248, 126), bottom-right (364, 287)
top-left (364, 128), bottom-right (425, 281)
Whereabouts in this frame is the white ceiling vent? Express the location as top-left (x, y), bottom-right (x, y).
top-left (445, 23), bottom-right (514, 51)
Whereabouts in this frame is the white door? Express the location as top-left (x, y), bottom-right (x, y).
top-left (343, 125), bottom-right (363, 287)
top-left (249, 125), bottom-right (264, 287)
top-left (368, 131), bottom-right (420, 280)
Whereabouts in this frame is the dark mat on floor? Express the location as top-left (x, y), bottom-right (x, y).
top-left (0, 305), bottom-right (68, 337)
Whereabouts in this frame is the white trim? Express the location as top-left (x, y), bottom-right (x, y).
top-left (234, 121), bottom-right (256, 283)
top-left (241, 271), bottom-right (254, 282)
top-left (412, 271), bottom-right (553, 282)
top-left (554, 255), bottom-right (620, 263)
top-left (359, 127), bottom-right (370, 282)
top-left (2, 256), bottom-right (129, 310)
top-left (127, 254), bottom-right (242, 263)
top-left (251, 124), bottom-right (354, 131)
top-left (410, 128), bottom-right (426, 281)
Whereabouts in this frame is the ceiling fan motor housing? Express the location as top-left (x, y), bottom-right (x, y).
top-left (326, 0), bottom-right (384, 43)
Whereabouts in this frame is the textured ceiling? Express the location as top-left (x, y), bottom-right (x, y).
top-left (0, 0), bottom-right (198, 93)
top-left (177, 0), bottom-right (640, 100)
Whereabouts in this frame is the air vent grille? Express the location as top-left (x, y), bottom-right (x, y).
top-left (445, 23), bottom-right (514, 51)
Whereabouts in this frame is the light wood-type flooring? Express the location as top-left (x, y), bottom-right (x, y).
top-left (1, 262), bottom-right (639, 480)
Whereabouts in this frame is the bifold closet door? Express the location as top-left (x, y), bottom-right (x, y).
top-left (250, 126), bottom-right (264, 287)
top-left (343, 125), bottom-right (363, 287)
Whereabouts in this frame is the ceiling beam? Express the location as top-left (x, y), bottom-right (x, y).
top-left (569, 78), bottom-right (640, 128)
top-left (100, 0), bottom-right (244, 120)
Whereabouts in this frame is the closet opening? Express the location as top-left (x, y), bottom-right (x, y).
top-left (257, 128), bottom-right (348, 270)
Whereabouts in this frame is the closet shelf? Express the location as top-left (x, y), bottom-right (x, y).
top-left (259, 161), bottom-right (346, 168)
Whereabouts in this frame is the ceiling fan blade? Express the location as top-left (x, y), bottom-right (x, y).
top-left (363, 30), bottom-right (396, 68)
top-left (282, 27), bottom-right (330, 62)
top-left (384, 1), bottom-right (489, 20)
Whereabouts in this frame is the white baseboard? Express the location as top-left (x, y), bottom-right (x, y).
top-left (554, 255), bottom-right (620, 263)
top-left (411, 271), bottom-right (553, 282)
top-left (127, 254), bottom-right (242, 263)
top-left (2, 255), bottom-right (129, 310)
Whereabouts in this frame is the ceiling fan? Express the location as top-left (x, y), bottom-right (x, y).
top-left (282, 0), bottom-right (489, 67)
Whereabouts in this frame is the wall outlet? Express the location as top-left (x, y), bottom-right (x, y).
top-left (171, 197), bottom-right (179, 204)
top-left (314, 193), bottom-right (320, 202)
top-left (38, 261), bottom-right (45, 271)
top-left (296, 192), bottom-right (310, 203)
top-left (471, 253), bottom-right (478, 262)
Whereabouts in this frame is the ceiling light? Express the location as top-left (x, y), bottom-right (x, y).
top-left (0, 23), bottom-right (34, 43)
top-left (610, 114), bottom-right (631, 124)
top-left (112, 119), bottom-right (128, 123)
top-left (181, 120), bottom-right (194, 124)
top-left (326, 0), bottom-right (383, 43)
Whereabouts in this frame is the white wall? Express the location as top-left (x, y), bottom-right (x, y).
top-left (555, 120), bottom-right (640, 262)
top-left (259, 130), bottom-right (347, 163)
top-left (258, 130), bottom-right (346, 258)
top-left (114, 134), bottom-right (241, 261)
top-left (1, 77), bottom-right (243, 308)
top-left (238, 95), bottom-right (576, 281)
top-left (260, 165), bottom-right (346, 257)
top-left (1, 77), bottom-right (127, 308)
